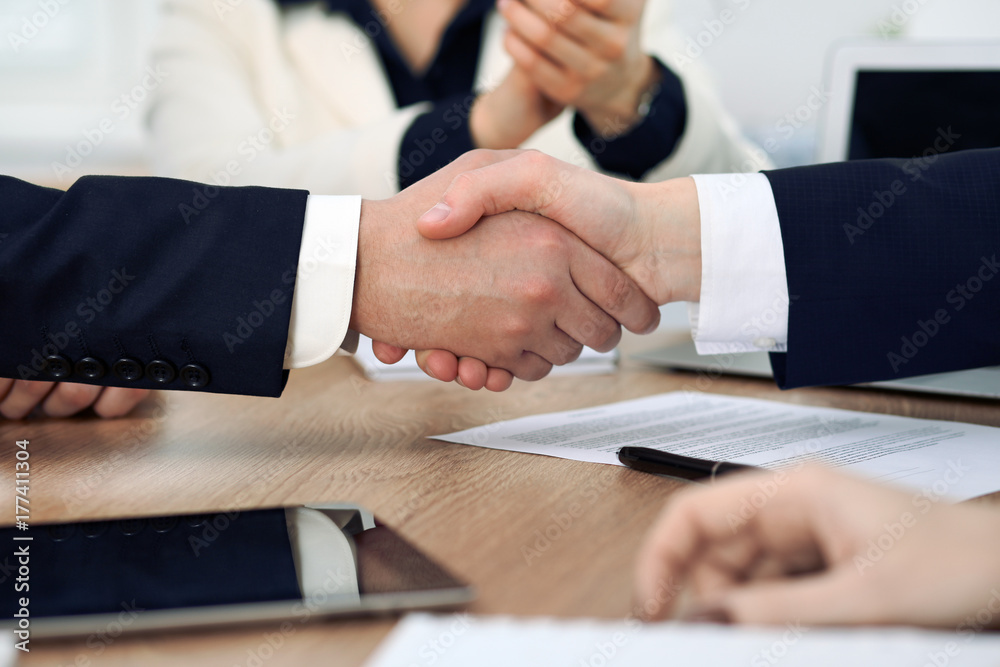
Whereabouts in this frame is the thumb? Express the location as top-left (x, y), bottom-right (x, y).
top-left (416, 151), bottom-right (580, 240)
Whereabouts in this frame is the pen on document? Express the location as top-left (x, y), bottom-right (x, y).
top-left (617, 446), bottom-right (763, 482)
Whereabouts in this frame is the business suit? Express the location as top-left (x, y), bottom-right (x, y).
top-left (763, 148), bottom-right (1000, 389)
top-left (0, 175), bottom-right (308, 397)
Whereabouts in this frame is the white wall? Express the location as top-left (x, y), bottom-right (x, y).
top-left (0, 0), bottom-right (159, 184)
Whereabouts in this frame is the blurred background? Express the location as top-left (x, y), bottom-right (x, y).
top-left (1, 0), bottom-right (996, 325)
top-left (3, 0), bottom-right (997, 184)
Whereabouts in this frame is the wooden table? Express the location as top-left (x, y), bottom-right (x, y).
top-left (8, 329), bottom-right (1000, 666)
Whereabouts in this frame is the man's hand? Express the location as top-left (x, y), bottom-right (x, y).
top-left (498, 0), bottom-right (659, 135)
top-left (635, 466), bottom-right (1000, 628)
top-left (355, 150), bottom-right (660, 382)
top-left (0, 379), bottom-right (150, 420)
top-left (382, 150), bottom-right (699, 388)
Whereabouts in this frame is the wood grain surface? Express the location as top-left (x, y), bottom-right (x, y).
top-left (5, 330), bottom-right (1000, 666)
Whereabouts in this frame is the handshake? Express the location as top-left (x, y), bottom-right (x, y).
top-left (353, 149), bottom-right (703, 391)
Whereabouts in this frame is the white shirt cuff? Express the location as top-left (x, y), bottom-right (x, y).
top-left (688, 173), bottom-right (789, 354)
top-left (284, 195), bottom-right (361, 369)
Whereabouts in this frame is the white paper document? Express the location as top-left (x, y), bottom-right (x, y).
top-left (364, 613), bottom-right (1000, 667)
top-left (354, 335), bottom-right (618, 382)
top-left (433, 392), bottom-right (1000, 500)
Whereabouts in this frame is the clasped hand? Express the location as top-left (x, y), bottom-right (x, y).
top-left (370, 149), bottom-right (700, 389)
top-left (356, 150), bottom-right (662, 390)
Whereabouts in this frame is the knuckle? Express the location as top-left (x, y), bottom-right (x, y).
top-left (518, 149), bottom-right (552, 173)
top-left (552, 0), bottom-right (577, 22)
top-left (601, 272), bottom-right (633, 313)
top-left (556, 340), bottom-right (583, 365)
top-left (503, 315), bottom-right (535, 341)
top-left (450, 170), bottom-right (481, 194)
top-left (521, 273), bottom-right (560, 305)
top-left (591, 318), bottom-right (622, 351)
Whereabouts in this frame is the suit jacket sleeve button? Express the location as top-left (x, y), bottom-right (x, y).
top-left (113, 358), bottom-right (144, 382)
top-left (75, 357), bottom-right (106, 380)
top-left (43, 355), bottom-right (72, 379)
top-left (145, 360), bottom-right (177, 384)
top-left (180, 363), bottom-right (210, 388)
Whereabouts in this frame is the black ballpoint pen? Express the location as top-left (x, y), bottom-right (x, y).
top-left (617, 446), bottom-right (763, 482)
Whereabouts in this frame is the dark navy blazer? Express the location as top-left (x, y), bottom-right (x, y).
top-left (0, 175), bottom-right (308, 397)
top-left (764, 148), bottom-right (1000, 388)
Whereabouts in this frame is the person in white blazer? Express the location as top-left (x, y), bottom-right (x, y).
top-left (148, 0), bottom-right (764, 199)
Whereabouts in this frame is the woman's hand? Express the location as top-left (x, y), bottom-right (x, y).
top-left (635, 466), bottom-right (1000, 628)
top-left (0, 379), bottom-right (150, 419)
top-left (470, 66), bottom-right (563, 149)
top-left (498, 0), bottom-right (659, 135)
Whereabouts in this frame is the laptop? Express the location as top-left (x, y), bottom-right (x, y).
top-left (640, 41), bottom-right (1000, 399)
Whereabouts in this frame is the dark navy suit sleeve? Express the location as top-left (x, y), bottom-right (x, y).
top-left (0, 175), bottom-right (309, 397)
top-left (762, 148), bottom-right (1000, 389)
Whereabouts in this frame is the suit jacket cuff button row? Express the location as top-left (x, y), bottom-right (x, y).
top-left (41, 355), bottom-right (211, 389)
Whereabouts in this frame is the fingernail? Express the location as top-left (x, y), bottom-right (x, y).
top-left (497, 0), bottom-right (510, 9)
top-left (419, 202), bottom-right (451, 224)
top-left (681, 604), bottom-right (732, 625)
top-left (425, 366), bottom-right (438, 381)
top-left (455, 376), bottom-right (466, 388)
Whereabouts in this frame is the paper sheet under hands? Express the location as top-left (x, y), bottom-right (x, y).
top-left (432, 392), bottom-right (1000, 501)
